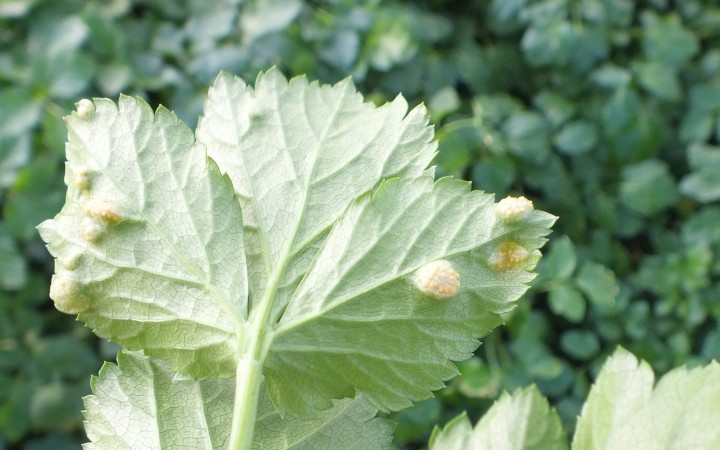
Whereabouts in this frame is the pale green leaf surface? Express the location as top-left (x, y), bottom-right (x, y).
top-left (38, 96), bottom-right (248, 378)
top-left (84, 351), bottom-right (235, 450)
top-left (253, 387), bottom-right (393, 450)
top-left (267, 175), bottom-right (556, 416)
top-left (40, 70), bottom-right (556, 444)
top-left (572, 347), bottom-right (720, 450)
top-left (195, 69), bottom-right (436, 318)
top-left (429, 387), bottom-right (567, 450)
top-left (84, 351), bottom-right (391, 450)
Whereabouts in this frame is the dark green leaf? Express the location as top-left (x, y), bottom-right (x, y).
top-left (549, 283), bottom-right (586, 323)
top-left (633, 60), bottom-right (681, 102)
top-left (521, 20), bottom-right (575, 68)
top-left (503, 111), bottom-right (551, 163)
top-left (679, 111), bottom-right (713, 143)
top-left (575, 262), bottom-right (618, 308)
top-left (642, 12), bottom-right (698, 68)
top-left (533, 91), bottom-right (576, 128)
top-left (591, 64), bottom-right (631, 89)
top-left (0, 134), bottom-right (31, 188)
top-left (471, 156), bottom-right (516, 195)
top-left (560, 330), bottom-right (600, 360)
top-left (680, 144), bottom-right (720, 202)
top-left (455, 357), bottom-right (499, 398)
top-left (0, 225), bottom-right (27, 290)
top-left (619, 159), bottom-right (678, 215)
top-left (554, 120), bottom-right (598, 155)
top-left (0, 88), bottom-right (43, 138)
top-left (4, 159), bottom-right (65, 243)
top-left (539, 236), bottom-right (577, 281)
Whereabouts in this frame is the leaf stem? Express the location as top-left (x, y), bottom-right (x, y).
top-left (228, 356), bottom-right (264, 450)
top-left (228, 270), bottom-right (282, 449)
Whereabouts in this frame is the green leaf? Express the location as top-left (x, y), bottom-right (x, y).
top-left (683, 206), bottom-right (720, 246)
top-left (240, 0), bottom-right (302, 43)
top-left (28, 15), bottom-right (89, 56)
top-left (590, 64), bottom-right (631, 89)
top-left (29, 382), bottom-right (82, 432)
top-left (554, 120), bottom-right (598, 155)
top-left (0, 379), bottom-right (33, 442)
top-left (455, 357), bottom-right (499, 399)
top-left (559, 330), bottom-right (599, 360)
top-left (38, 96), bottom-right (249, 379)
top-left (533, 91), bottom-right (576, 128)
top-left (539, 236), bottom-right (577, 281)
top-left (84, 351), bottom-right (391, 450)
top-left (429, 387), bottom-right (568, 450)
top-left (680, 144), bottom-right (720, 203)
top-left (0, 88), bottom-right (43, 138)
top-left (471, 156), bottom-right (516, 196)
top-left (642, 12), bottom-right (698, 68)
top-left (5, 159), bottom-right (65, 243)
top-left (688, 79), bottom-right (720, 114)
top-left (43, 51), bottom-right (95, 100)
top-left (0, 224), bottom-right (27, 290)
top-left (503, 111), bottom-right (551, 163)
top-left (521, 20), bottom-right (575, 68)
top-left (575, 262), bottom-right (617, 308)
top-left (619, 159), bottom-right (678, 216)
top-left (0, 134), bottom-right (30, 188)
top-left (254, 389), bottom-right (394, 450)
top-left (549, 284), bottom-right (586, 323)
top-left (196, 69), bottom-right (437, 321)
top-left (679, 110), bottom-right (713, 143)
top-left (633, 60), bottom-right (681, 102)
top-left (601, 87), bottom-right (662, 163)
top-left (428, 86), bottom-right (461, 121)
top-left (266, 175), bottom-right (555, 416)
top-left (388, 398), bottom-right (441, 442)
top-left (40, 70), bottom-right (555, 445)
top-left (572, 347), bottom-right (720, 449)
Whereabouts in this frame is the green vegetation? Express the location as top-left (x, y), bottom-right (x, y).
top-left (2, 0), bottom-right (720, 448)
top-left (431, 348), bottom-right (720, 449)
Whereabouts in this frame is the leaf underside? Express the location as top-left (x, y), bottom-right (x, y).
top-left (429, 386), bottom-right (567, 450)
top-left (84, 351), bottom-right (393, 450)
top-left (38, 96), bottom-right (247, 379)
top-left (572, 347), bottom-right (720, 450)
top-left (40, 69), bottom-right (556, 448)
top-left (429, 348), bottom-right (720, 450)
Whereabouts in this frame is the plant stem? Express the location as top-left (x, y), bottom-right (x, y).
top-left (228, 356), bottom-right (264, 450)
top-left (228, 271), bottom-right (281, 449)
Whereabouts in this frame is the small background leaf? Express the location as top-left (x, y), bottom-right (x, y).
top-left (429, 387), bottom-right (567, 450)
top-left (572, 348), bottom-right (720, 450)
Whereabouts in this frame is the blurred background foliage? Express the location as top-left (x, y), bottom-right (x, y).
top-left (1, 0), bottom-right (719, 448)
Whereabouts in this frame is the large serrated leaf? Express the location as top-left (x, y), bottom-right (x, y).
top-left (84, 351), bottom-right (392, 450)
top-left (40, 69), bottom-right (555, 447)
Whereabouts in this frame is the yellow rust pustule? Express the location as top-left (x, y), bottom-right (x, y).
top-left (489, 242), bottom-right (530, 273)
top-left (83, 198), bottom-right (122, 223)
top-left (75, 99), bottom-right (95, 120)
top-left (49, 274), bottom-right (90, 314)
top-left (72, 166), bottom-right (91, 191)
top-left (496, 196), bottom-right (534, 222)
top-left (413, 259), bottom-right (461, 300)
top-left (80, 217), bottom-right (105, 243)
